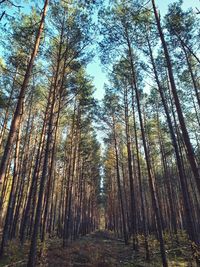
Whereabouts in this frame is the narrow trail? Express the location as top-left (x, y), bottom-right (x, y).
top-left (43, 231), bottom-right (134, 267)
top-left (37, 231), bottom-right (193, 267)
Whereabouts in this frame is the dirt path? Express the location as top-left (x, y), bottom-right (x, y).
top-left (39, 231), bottom-right (196, 267)
top-left (43, 231), bottom-right (135, 267)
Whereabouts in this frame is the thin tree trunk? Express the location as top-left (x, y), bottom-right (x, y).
top-left (0, 0), bottom-right (48, 184)
top-left (152, 0), bottom-right (200, 194)
top-left (147, 33), bottom-right (199, 245)
top-left (113, 116), bottom-right (129, 245)
top-left (0, 117), bottom-right (22, 257)
top-left (125, 27), bottom-right (168, 266)
top-left (123, 86), bottom-right (137, 249)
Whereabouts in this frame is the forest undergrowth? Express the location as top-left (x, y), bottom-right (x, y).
top-left (0, 230), bottom-right (197, 267)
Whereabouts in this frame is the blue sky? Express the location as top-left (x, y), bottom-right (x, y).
top-left (87, 0), bottom-right (200, 100)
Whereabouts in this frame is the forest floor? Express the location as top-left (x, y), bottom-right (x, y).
top-left (0, 230), bottom-right (197, 267)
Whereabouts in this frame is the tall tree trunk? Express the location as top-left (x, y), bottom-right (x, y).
top-left (0, 117), bottom-right (22, 257)
top-left (131, 95), bottom-right (150, 260)
top-left (152, 0), bottom-right (200, 194)
top-left (124, 27), bottom-right (168, 266)
top-left (27, 84), bottom-right (56, 267)
top-left (146, 33), bottom-right (199, 245)
top-left (113, 116), bottom-right (129, 245)
top-left (123, 86), bottom-right (137, 249)
top-left (0, 0), bottom-right (48, 184)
